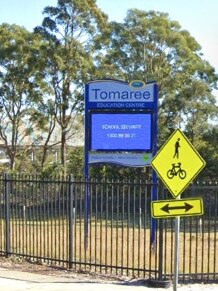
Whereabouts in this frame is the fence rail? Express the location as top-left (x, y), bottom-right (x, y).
top-left (0, 174), bottom-right (217, 283)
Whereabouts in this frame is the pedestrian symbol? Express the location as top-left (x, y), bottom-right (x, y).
top-left (151, 129), bottom-right (206, 197)
top-left (173, 138), bottom-right (180, 159)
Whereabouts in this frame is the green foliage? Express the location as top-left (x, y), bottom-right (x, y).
top-left (67, 147), bottom-right (84, 178)
top-left (0, 24), bottom-right (48, 170)
top-left (96, 9), bottom-right (217, 145)
top-left (40, 162), bottom-right (64, 178)
top-left (89, 164), bottom-right (152, 181)
top-left (197, 125), bottom-right (218, 181)
top-left (33, 0), bottom-right (108, 174)
top-left (0, 3), bottom-right (217, 180)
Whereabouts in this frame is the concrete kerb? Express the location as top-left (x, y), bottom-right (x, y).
top-left (0, 267), bottom-right (218, 291)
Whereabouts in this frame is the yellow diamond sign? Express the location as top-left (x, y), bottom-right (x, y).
top-left (151, 129), bottom-right (206, 197)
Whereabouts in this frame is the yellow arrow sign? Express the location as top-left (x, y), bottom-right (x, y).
top-left (151, 129), bottom-right (206, 197)
top-left (151, 198), bottom-right (204, 218)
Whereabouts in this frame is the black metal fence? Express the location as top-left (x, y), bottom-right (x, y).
top-left (0, 173), bottom-right (217, 283)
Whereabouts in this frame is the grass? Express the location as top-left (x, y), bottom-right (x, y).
top-left (0, 218), bottom-right (217, 278)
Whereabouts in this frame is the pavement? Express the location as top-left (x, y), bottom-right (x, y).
top-left (0, 267), bottom-right (217, 291)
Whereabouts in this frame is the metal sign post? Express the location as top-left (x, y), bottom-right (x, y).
top-left (173, 196), bottom-right (181, 291)
top-left (151, 128), bottom-right (206, 289)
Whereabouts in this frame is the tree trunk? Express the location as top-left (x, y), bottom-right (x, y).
top-left (61, 128), bottom-right (67, 176)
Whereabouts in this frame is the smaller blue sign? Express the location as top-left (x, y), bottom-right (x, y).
top-left (86, 80), bottom-right (156, 109)
top-left (91, 112), bottom-right (152, 151)
top-left (130, 80), bottom-right (146, 88)
top-left (89, 152), bottom-right (152, 167)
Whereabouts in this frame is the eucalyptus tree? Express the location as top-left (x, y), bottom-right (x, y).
top-left (30, 98), bottom-right (57, 170)
top-left (34, 0), bottom-right (108, 174)
top-left (200, 125), bottom-right (218, 180)
top-left (0, 23), bottom-right (47, 171)
top-left (96, 9), bottom-right (218, 147)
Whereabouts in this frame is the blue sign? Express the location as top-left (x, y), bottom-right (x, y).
top-left (129, 80), bottom-right (146, 88)
top-left (89, 152), bottom-right (152, 167)
top-left (86, 80), bottom-right (156, 109)
top-left (84, 79), bottom-right (159, 248)
top-left (90, 112), bottom-right (152, 151)
top-left (84, 79), bottom-right (158, 171)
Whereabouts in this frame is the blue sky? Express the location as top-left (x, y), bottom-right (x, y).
top-left (0, 0), bottom-right (217, 98)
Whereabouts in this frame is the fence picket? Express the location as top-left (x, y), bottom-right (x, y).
top-left (0, 174), bottom-right (217, 283)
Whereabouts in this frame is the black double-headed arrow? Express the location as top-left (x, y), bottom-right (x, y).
top-left (152, 198), bottom-right (203, 218)
top-left (161, 202), bottom-right (193, 213)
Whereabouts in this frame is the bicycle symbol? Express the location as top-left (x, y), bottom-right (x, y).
top-left (167, 163), bottom-right (187, 179)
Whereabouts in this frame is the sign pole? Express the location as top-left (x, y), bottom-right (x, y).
top-left (150, 128), bottom-right (206, 289)
top-left (173, 195), bottom-right (181, 291)
top-left (151, 84), bottom-right (159, 248)
top-left (84, 84), bottom-right (90, 249)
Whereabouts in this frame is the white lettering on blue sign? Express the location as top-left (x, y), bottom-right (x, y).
top-left (96, 103), bottom-right (146, 108)
top-left (91, 89), bottom-right (150, 100)
top-left (88, 81), bottom-right (154, 103)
